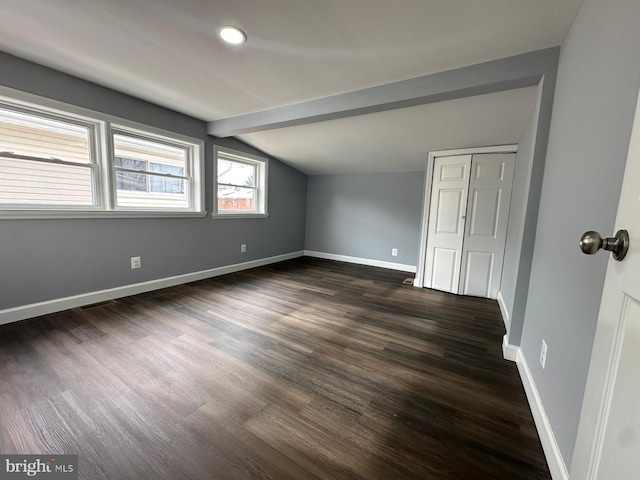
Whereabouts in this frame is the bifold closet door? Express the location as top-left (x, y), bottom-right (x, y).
top-left (459, 153), bottom-right (515, 299)
top-left (423, 155), bottom-right (472, 293)
top-left (424, 153), bottom-right (515, 299)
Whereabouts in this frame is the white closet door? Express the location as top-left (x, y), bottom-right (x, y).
top-left (423, 155), bottom-right (472, 293)
top-left (458, 153), bottom-right (515, 299)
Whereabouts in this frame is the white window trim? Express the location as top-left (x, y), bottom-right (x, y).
top-left (213, 145), bottom-right (269, 219)
top-left (109, 126), bottom-right (201, 212)
top-left (0, 85), bottom-right (205, 219)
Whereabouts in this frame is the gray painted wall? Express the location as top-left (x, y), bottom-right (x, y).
top-left (520, 0), bottom-right (640, 466)
top-left (0, 52), bottom-right (307, 310)
top-left (500, 84), bottom-right (542, 331)
top-left (305, 172), bottom-right (424, 268)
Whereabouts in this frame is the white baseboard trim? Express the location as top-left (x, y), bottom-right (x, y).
top-left (304, 250), bottom-right (416, 273)
top-left (0, 251), bottom-right (305, 326)
top-left (497, 291), bottom-right (511, 331)
top-left (516, 349), bottom-right (569, 480)
top-left (502, 335), bottom-right (519, 362)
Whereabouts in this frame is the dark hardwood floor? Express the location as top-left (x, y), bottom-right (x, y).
top-left (0, 257), bottom-right (550, 479)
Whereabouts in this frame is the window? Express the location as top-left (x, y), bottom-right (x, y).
top-left (0, 105), bottom-right (99, 208)
top-left (0, 89), bottom-right (204, 217)
top-left (112, 131), bottom-right (191, 210)
top-left (214, 146), bottom-right (268, 218)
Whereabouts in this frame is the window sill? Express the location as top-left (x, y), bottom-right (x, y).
top-left (0, 210), bottom-right (209, 220)
top-left (212, 212), bottom-right (269, 219)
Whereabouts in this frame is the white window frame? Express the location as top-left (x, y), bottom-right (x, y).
top-left (213, 146), bottom-right (269, 219)
top-left (109, 125), bottom-right (200, 212)
top-left (0, 100), bottom-right (104, 212)
top-left (0, 86), bottom-right (205, 219)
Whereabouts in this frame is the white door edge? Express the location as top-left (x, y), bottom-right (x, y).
top-left (570, 82), bottom-right (640, 480)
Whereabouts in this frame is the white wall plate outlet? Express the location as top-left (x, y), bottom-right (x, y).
top-left (131, 256), bottom-right (141, 269)
top-left (540, 339), bottom-right (548, 369)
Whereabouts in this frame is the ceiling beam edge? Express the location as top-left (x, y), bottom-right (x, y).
top-left (207, 47), bottom-right (560, 137)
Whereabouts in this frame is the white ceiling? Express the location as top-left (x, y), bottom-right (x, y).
top-left (0, 0), bottom-right (582, 174)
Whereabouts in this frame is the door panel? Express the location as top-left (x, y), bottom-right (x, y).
top-left (440, 163), bottom-right (467, 181)
top-left (431, 248), bottom-right (459, 291)
top-left (595, 295), bottom-right (640, 478)
top-left (435, 190), bottom-right (465, 234)
top-left (424, 155), bottom-right (472, 292)
top-left (468, 189), bottom-right (501, 237)
top-left (459, 153), bottom-right (515, 299)
top-left (462, 251), bottom-right (494, 297)
top-left (474, 161), bottom-right (505, 180)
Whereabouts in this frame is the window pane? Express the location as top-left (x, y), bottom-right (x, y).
top-left (0, 155), bottom-right (94, 206)
top-left (217, 185), bottom-right (255, 211)
top-left (0, 108), bottom-right (92, 163)
top-left (116, 172), bottom-right (188, 209)
top-left (218, 158), bottom-right (256, 187)
top-left (115, 157), bottom-right (147, 191)
top-left (115, 157), bottom-right (147, 171)
top-left (149, 162), bottom-right (184, 194)
top-left (149, 162), bottom-right (184, 176)
top-left (113, 134), bottom-right (186, 168)
top-left (113, 134), bottom-right (190, 209)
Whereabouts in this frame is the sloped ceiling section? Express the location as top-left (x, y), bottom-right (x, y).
top-left (0, 0), bottom-right (581, 174)
top-left (210, 48), bottom-right (559, 174)
top-left (237, 87), bottom-right (539, 175)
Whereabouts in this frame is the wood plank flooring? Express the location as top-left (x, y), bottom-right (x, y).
top-left (0, 257), bottom-right (550, 479)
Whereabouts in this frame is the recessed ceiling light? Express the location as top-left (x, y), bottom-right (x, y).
top-left (218, 26), bottom-right (246, 45)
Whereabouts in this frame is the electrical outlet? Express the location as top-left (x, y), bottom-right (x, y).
top-left (540, 340), bottom-right (548, 369)
top-left (391, 248), bottom-right (398, 256)
top-left (241, 244), bottom-right (247, 253)
top-left (131, 256), bottom-right (141, 269)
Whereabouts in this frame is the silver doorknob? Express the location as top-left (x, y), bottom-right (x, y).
top-left (580, 230), bottom-right (629, 261)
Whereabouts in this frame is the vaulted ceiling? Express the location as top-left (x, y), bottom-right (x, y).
top-left (0, 0), bottom-right (583, 174)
